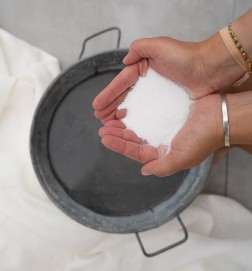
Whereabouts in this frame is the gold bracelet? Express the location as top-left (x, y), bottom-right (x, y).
top-left (228, 23), bottom-right (252, 71)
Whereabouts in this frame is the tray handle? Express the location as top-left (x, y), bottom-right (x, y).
top-left (135, 215), bottom-right (188, 257)
top-left (78, 27), bottom-right (121, 60)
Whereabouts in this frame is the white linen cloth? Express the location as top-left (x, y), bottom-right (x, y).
top-left (0, 28), bottom-right (252, 271)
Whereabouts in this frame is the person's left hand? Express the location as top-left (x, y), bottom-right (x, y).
top-left (98, 94), bottom-right (223, 177)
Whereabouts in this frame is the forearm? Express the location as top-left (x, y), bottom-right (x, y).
top-left (232, 8), bottom-right (252, 60)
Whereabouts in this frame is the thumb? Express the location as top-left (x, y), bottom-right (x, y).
top-left (123, 38), bottom-right (158, 65)
top-left (141, 150), bottom-right (187, 177)
top-left (141, 157), bottom-right (176, 177)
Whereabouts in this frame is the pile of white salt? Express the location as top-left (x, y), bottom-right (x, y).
top-left (118, 67), bottom-right (192, 150)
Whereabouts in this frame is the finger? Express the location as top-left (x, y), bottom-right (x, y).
top-left (93, 59), bottom-right (149, 111)
top-left (101, 109), bottom-right (117, 124)
top-left (141, 151), bottom-right (186, 177)
top-left (116, 109), bottom-right (127, 119)
top-left (101, 108), bottom-right (126, 124)
top-left (94, 91), bottom-right (129, 119)
top-left (99, 127), bottom-right (143, 144)
top-left (101, 135), bottom-right (158, 164)
top-left (123, 38), bottom-right (159, 65)
top-left (104, 120), bottom-right (126, 129)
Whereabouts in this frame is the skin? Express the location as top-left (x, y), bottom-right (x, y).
top-left (99, 94), bottom-right (223, 177)
top-left (93, 33), bottom-right (244, 118)
top-left (93, 9), bottom-right (252, 177)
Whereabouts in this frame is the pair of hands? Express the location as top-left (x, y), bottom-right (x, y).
top-left (93, 36), bottom-right (241, 177)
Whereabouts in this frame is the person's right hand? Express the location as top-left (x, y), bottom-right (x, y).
top-left (98, 89), bottom-right (252, 176)
top-left (98, 94), bottom-right (224, 177)
top-left (93, 34), bottom-right (244, 122)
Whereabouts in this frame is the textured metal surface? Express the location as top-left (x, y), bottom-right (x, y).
top-left (30, 49), bottom-right (213, 233)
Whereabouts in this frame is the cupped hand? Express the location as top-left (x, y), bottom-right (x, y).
top-left (98, 94), bottom-right (223, 177)
top-left (93, 59), bottom-right (149, 123)
top-left (93, 35), bottom-right (242, 122)
top-left (93, 37), bottom-right (207, 122)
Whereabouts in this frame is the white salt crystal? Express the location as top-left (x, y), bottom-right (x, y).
top-left (118, 67), bottom-right (193, 150)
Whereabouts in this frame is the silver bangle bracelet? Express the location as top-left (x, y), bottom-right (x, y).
top-left (221, 94), bottom-right (230, 147)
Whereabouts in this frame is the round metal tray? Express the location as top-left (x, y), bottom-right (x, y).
top-left (30, 28), bottom-right (212, 257)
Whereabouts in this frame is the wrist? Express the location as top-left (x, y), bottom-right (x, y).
top-left (196, 93), bottom-right (224, 149)
top-left (197, 9), bottom-right (252, 93)
top-left (198, 32), bottom-right (244, 91)
top-left (226, 91), bottom-right (252, 145)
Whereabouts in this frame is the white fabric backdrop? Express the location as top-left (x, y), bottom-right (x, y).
top-left (0, 28), bottom-right (252, 271)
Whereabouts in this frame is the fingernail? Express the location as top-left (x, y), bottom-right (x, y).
top-left (123, 54), bottom-right (128, 63)
top-left (142, 170), bottom-right (151, 176)
top-left (94, 111), bottom-right (99, 119)
top-left (98, 128), bottom-right (103, 137)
